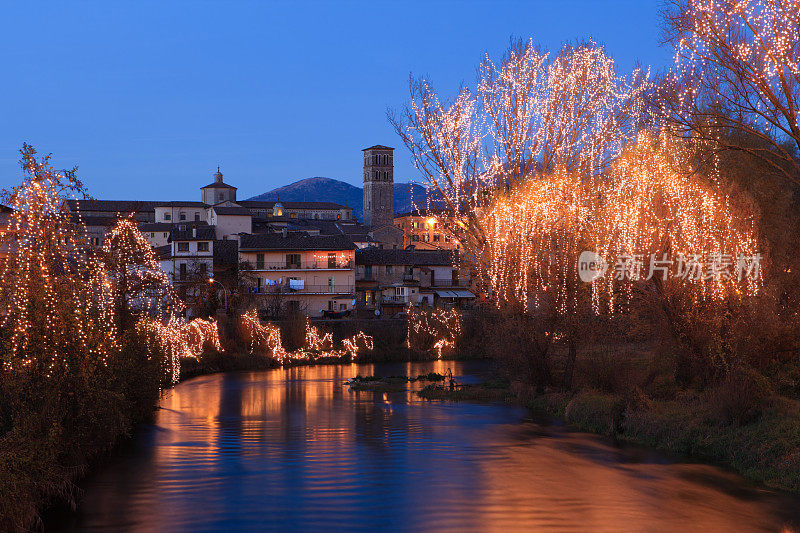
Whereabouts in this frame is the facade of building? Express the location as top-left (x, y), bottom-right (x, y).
top-left (239, 233), bottom-right (356, 314)
top-left (355, 248), bottom-right (473, 316)
top-left (394, 209), bottom-right (460, 251)
top-left (140, 222), bottom-right (174, 248)
top-left (362, 145), bottom-right (394, 228)
top-left (159, 223), bottom-right (216, 287)
top-left (209, 205), bottom-right (253, 240)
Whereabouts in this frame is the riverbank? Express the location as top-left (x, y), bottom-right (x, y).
top-left (419, 375), bottom-right (800, 494)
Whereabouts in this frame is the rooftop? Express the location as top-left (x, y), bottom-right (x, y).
top-left (239, 200), bottom-right (352, 211)
top-left (65, 199), bottom-right (164, 213)
top-left (200, 182), bottom-right (237, 190)
top-left (139, 222), bottom-right (177, 231)
top-left (156, 201), bottom-right (207, 208)
top-left (362, 145), bottom-right (394, 151)
top-left (170, 224), bottom-right (216, 241)
top-left (213, 205), bottom-right (252, 216)
top-left (240, 233), bottom-right (357, 252)
top-left (356, 248), bottom-right (457, 266)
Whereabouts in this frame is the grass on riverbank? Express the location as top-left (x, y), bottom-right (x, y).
top-left (415, 350), bottom-right (800, 495)
top-left (528, 389), bottom-right (800, 493)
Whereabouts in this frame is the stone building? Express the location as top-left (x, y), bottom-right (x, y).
top-left (362, 145), bottom-right (394, 228)
top-left (201, 167), bottom-right (237, 205)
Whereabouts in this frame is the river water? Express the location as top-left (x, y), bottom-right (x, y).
top-left (50, 361), bottom-right (800, 532)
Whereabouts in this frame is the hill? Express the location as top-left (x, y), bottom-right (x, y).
top-left (247, 177), bottom-right (428, 220)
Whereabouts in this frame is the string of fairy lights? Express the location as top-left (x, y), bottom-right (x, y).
top-left (398, 33), bottom-right (766, 318)
top-left (239, 308), bottom-right (374, 363)
top-left (406, 307), bottom-right (462, 359)
top-left (670, 0), bottom-right (800, 132)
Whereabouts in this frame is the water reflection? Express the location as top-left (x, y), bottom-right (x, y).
top-left (52, 361), bottom-right (800, 532)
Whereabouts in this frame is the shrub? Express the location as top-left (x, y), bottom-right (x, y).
top-left (708, 366), bottom-right (773, 425)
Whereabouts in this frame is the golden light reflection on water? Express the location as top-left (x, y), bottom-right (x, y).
top-left (53, 361), bottom-right (800, 533)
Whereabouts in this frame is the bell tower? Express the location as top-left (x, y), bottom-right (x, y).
top-left (362, 145), bottom-right (394, 227)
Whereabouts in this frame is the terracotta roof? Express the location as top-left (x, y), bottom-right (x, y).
top-left (240, 233), bottom-right (357, 252)
top-left (356, 248), bottom-right (456, 266)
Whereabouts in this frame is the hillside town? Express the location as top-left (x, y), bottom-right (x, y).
top-left (5, 144), bottom-right (474, 319)
top-left (6, 2), bottom-right (800, 531)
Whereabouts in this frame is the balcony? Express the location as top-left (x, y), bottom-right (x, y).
top-left (253, 284), bottom-right (355, 295)
top-left (430, 279), bottom-right (469, 288)
top-left (252, 260), bottom-right (353, 271)
top-left (381, 295), bottom-right (409, 305)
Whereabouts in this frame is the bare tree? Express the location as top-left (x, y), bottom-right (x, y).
top-left (661, 0), bottom-right (800, 185)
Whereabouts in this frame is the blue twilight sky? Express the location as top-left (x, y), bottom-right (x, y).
top-left (0, 1), bottom-right (672, 201)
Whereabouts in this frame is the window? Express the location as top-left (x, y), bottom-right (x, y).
top-left (290, 213), bottom-right (297, 219)
top-left (452, 269), bottom-right (459, 286)
top-left (365, 291), bottom-right (373, 305)
top-left (217, 193), bottom-right (224, 202)
top-left (177, 242), bottom-right (189, 252)
top-left (199, 263), bottom-right (207, 277)
top-left (197, 242), bottom-right (209, 252)
top-left (195, 213), bottom-right (200, 221)
top-left (179, 263), bottom-right (187, 280)
top-left (412, 221), bottom-right (419, 229)
top-left (422, 234), bottom-right (430, 242)
top-left (364, 265), bottom-right (373, 280)
top-left (256, 253), bottom-right (264, 269)
top-left (386, 265), bottom-right (393, 276)
top-left (286, 253), bottom-right (301, 268)
top-left (164, 213), bottom-right (171, 221)
top-left (328, 300), bottom-right (335, 311)
top-left (433, 234), bottom-right (441, 242)
top-left (179, 213), bottom-right (186, 221)
top-left (327, 252), bottom-right (336, 269)
top-left (163, 232), bottom-right (168, 238)
top-left (150, 232), bottom-right (155, 238)
top-left (340, 303), bottom-right (347, 311)
top-left (328, 277), bottom-right (334, 292)
top-left (412, 235), bottom-right (420, 242)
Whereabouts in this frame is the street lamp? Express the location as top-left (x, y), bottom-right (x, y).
top-left (208, 277), bottom-right (229, 312)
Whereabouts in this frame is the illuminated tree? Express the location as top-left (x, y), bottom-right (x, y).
top-left (0, 145), bottom-right (117, 377)
top-left (661, 0), bottom-right (800, 185)
top-left (391, 39), bottom-right (650, 290)
top-left (100, 216), bottom-right (180, 331)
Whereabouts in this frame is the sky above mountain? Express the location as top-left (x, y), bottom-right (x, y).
top-left (248, 177), bottom-right (427, 221)
top-left (0, 1), bottom-right (671, 201)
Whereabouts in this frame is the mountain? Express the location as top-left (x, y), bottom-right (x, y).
top-left (247, 177), bottom-right (428, 221)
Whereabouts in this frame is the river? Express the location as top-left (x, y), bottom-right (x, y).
top-left (50, 361), bottom-right (800, 532)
